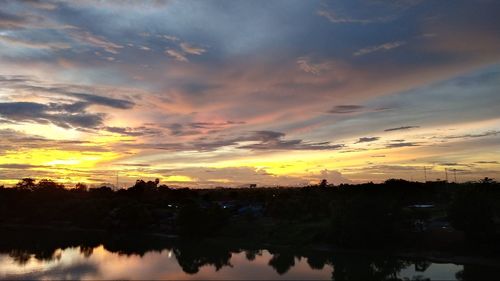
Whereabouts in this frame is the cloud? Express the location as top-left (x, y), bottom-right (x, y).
top-left (68, 93), bottom-right (134, 109)
top-left (0, 75), bottom-right (135, 110)
top-left (188, 121), bottom-right (245, 129)
top-left (384, 126), bottom-right (419, 132)
top-left (296, 57), bottom-right (331, 75)
top-left (161, 34), bottom-right (179, 41)
top-left (475, 161), bottom-right (499, 164)
top-left (439, 162), bottom-right (473, 167)
top-left (318, 169), bottom-right (352, 185)
top-left (0, 35), bottom-right (71, 50)
top-left (317, 9), bottom-right (388, 24)
top-left (385, 142), bottom-right (419, 148)
top-left (355, 137), bottom-right (379, 143)
top-left (328, 105), bottom-right (364, 114)
top-left (180, 42), bottom-right (206, 55)
top-left (359, 164), bottom-right (422, 172)
top-left (162, 121), bottom-right (244, 136)
top-left (0, 88), bottom-right (135, 130)
top-left (444, 130), bottom-right (500, 139)
top-left (114, 163), bottom-right (151, 167)
top-left (165, 49), bottom-right (188, 62)
top-left (0, 163), bottom-right (46, 169)
top-left (22, 0), bottom-right (58, 10)
top-left (0, 101), bottom-right (104, 129)
top-left (317, 0), bottom-right (423, 24)
top-left (69, 30), bottom-right (123, 54)
top-left (237, 130), bottom-right (344, 151)
top-left (353, 41), bottom-right (406, 56)
top-left (0, 137), bottom-right (106, 160)
top-left (104, 126), bottom-right (161, 137)
top-left (119, 130), bottom-right (344, 152)
top-left (0, 0), bottom-right (499, 185)
top-left (132, 166), bottom-right (352, 187)
top-left (0, 10), bottom-right (30, 29)
top-left (165, 42), bottom-right (206, 62)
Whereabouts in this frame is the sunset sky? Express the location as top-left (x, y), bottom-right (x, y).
top-left (0, 0), bottom-right (499, 187)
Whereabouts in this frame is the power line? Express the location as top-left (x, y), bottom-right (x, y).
top-left (116, 171), bottom-right (119, 191)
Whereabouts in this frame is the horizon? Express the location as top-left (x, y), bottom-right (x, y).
top-left (1, 0), bottom-right (499, 187)
top-left (2, 175), bottom-right (494, 189)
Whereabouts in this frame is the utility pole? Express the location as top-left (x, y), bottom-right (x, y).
top-left (454, 169), bottom-right (457, 183)
top-left (445, 168), bottom-right (448, 182)
top-left (424, 166), bottom-right (427, 182)
top-left (116, 171), bottom-right (119, 191)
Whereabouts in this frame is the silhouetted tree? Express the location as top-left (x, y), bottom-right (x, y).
top-left (75, 182), bottom-right (88, 192)
top-left (37, 179), bottom-right (64, 190)
top-left (448, 187), bottom-right (495, 242)
top-left (268, 251), bottom-right (295, 275)
top-left (319, 179), bottom-right (328, 188)
top-left (15, 178), bottom-right (36, 190)
top-left (480, 177), bottom-right (496, 184)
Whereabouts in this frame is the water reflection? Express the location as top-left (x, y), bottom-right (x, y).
top-left (0, 229), bottom-right (498, 280)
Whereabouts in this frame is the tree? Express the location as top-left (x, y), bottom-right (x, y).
top-left (15, 178), bottom-right (36, 190)
top-left (479, 177), bottom-right (496, 184)
top-left (75, 183), bottom-right (88, 192)
top-left (36, 179), bottom-right (64, 190)
top-left (448, 187), bottom-right (495, 242)
top-left (319, 179), bottom-right (328, 188)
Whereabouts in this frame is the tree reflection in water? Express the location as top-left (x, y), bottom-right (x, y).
top-left (0, 229), bottom-right (498, 280)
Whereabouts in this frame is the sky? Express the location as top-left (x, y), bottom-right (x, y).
top-left (0, 0), bottom-right (499, 187)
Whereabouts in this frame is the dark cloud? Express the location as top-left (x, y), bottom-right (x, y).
top-left (237, 130), bottom-right (344, 151)
top-left (0, 75), bottom-right (135, 110)
top-left (384, 126), bottom-right (419, 132)
top-left (438, 162), bottom-right (474, 168)
top-left (0, 75), bottom-right (135, 130)
top-left (328, 105), bottom-right (364, 114)
top-left (104, 126), bottom-right (161, 137)
top-left (385, 142), bottom-right (419, 148)
top-left (163, 121), bottom-right (245, 136)
top-left (0, 163), bottom-right (46, 169)
top-left (355, 136), bottom-right (379, 143)
top-left (115, 130), bottom-right (343, 152)
top-left (474, 161), bottom-right (499, 164)
top-left (0, 128), bottom-right (108, 153)
top-left (188, 121), bottom-right (245, 129)
top-left (444, 130), bottom-right (500, 139)
top-left (68, 93), bottom-right (134, 109)
top-left (164, 123), bottom-right (201, 136)
top-left (113, 163), bottom-right (151, 167)
top-left (0, 101), bottom-right (104, 129)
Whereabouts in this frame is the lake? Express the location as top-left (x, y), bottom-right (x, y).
top-left (0, 229), bottom-right (498, 280)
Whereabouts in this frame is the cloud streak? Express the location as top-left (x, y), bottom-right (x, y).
top-left (353, 41), bottom-right (406, 56)
top-left (384, 126), bottom-right (420, 132)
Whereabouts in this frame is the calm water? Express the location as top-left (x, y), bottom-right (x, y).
top-left (0, 245), bottom-right (467, 280)
top-left (0, 230), bottom-right (498, 280)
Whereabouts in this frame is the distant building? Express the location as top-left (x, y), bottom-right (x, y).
top-left (249, 184), bottom-right (257, 188)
